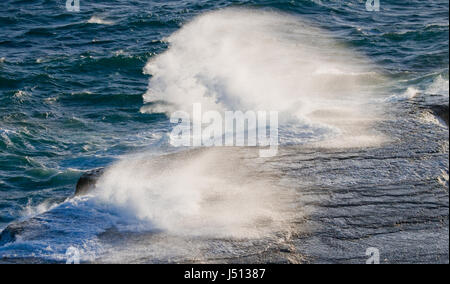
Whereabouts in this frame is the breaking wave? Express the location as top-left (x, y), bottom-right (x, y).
top-left (142, 8), bottom-right (386, 147)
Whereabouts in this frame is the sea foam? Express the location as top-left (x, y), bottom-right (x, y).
top-left (88, 16), bottom-right (115, 25)
top-left (93, 148), bottom-right (293, 238)
top-left (142, 9), bottom-right (385, 148)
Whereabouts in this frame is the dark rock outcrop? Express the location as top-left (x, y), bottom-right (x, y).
top-left (430, 105), bottom-right (449, 126)
top-left (0, 223), bottom-right (23, 246)
top-left (75, 168), bottom-right (105, 196)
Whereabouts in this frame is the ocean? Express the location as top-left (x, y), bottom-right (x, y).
top-left (0, 0), bottom-right (448, 263)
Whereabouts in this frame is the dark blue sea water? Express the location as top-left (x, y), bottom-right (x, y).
top-left (0, 0), bottom-right (448, 263)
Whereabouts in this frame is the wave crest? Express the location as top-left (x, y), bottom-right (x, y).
top-left (142, 8), bottom-right (385, 147)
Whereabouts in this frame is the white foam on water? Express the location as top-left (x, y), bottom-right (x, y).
top-left (13, 90), bottom-right (29, 99)
top-left (88, 16), bottom-right (115, 25)
top-left (426, 75), bottom-right (449, 100)
top-left (0, 149), bottom-right (296, 261)
top-left (142, 8), bottom-right (385, 148)
top-left (385, 87), bottom-right (420, 102)
top-left (19, 199), bottom-right (58, 220)
top-left (93, 148), bottom-right (293, 239)
top-left (0, 128), bottom-right (15, 147)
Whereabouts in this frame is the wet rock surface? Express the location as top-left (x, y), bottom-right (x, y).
top-left (278, 146), bottom-right (449, 263)
top-left (75, 168), bottom-right (105, 196)
top-left (276, 109), bottom-right (449, 264)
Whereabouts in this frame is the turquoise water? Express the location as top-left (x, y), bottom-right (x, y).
top-left (0, 0), bottom-right (448, 263)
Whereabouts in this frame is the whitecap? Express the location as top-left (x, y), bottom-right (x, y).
top-left (20, 199), bottom-right (59, 221)
top-left (0, 128), bottom-right (15, 147)
top-left (93, 148), bottom-right (295, 238)
top-left (385, 87), bottom-right (420, 102)
top-left (13, 90), bottom-right (28, 98)
top-left (426, 75), bottom-right (449, 99)
top-left (88, 16), bottom-right (114, 25)
top-left (142, 8), bottom-right (385, 148)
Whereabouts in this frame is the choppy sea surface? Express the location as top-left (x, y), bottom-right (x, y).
top-left (0, 0), bottom-right (448, 263)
